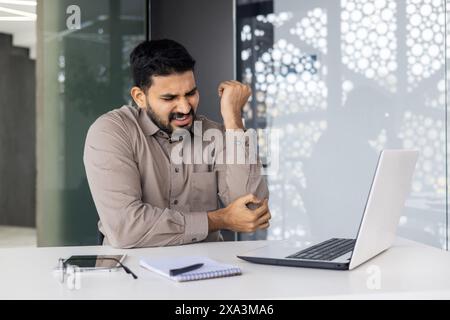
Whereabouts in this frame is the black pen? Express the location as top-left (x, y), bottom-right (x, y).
top-left (169, 263), bottom-right (204, 276)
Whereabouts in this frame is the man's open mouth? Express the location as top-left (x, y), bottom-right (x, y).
top-left (171, 113), bottom-right (193, 127)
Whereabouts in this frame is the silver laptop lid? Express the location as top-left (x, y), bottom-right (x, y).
top-left (348, 149), bottom-right (418, 270)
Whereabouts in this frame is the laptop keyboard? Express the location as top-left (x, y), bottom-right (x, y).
top-left (287, 238), bottom-right (356, 261)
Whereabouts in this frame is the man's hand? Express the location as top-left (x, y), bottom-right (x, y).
top-left (208, 194), bottom-right (271, 233)
top-left (218, 80), bottom-right (252, 130)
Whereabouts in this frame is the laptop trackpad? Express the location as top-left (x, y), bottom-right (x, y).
top-left (239, 240), bottom-right (317, 259)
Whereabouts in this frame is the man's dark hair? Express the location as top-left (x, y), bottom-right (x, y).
top-left (130, 39), bottom-right (196, 90)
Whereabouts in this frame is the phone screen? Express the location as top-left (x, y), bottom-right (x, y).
top-left (64, 255), bottom-right (124, 269)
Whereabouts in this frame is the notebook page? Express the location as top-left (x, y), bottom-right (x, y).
top-left (140, 256), bottom-right (241, 281)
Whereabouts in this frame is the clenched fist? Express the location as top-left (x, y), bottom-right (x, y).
top-left (207, 194), bottom-right (271, 233)
top-left (218, 80), bottom-right (252, 129)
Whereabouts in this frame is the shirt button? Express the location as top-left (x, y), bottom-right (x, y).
top-left (179, 136), bottom-right (184, 141)
top-left (175, 167), bottom-right (179, 173)
top-left (174, 200), bottom-right (178, 205)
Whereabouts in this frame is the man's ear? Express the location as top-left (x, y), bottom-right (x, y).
top-left (130, 86), bottom-right (147, 109)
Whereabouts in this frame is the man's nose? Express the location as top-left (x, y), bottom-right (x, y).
top-left (175, 98), bottom-right (191, 114)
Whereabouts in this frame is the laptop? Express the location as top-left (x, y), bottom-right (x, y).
top-left (237, 149), bottom-right (419, 270)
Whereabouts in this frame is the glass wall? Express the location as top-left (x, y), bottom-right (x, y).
top-left (446, 0), bottom-right (449, 251)
top-left (237, 0), bottom-right (448, 248)
top-left (37, 0), bottom-right (146, 246)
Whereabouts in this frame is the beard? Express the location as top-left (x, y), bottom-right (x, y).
top-left (145, 101), bottom-right (196, 135)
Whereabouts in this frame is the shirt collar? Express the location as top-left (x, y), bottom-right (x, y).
top-left (138, 107), bottom-right (160, 136)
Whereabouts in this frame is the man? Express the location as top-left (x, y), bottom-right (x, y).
top-left (84, 39), bottom-right (270, 248)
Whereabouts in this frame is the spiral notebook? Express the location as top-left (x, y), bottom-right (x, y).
top-left (139, 256), bottom-right (242, 282)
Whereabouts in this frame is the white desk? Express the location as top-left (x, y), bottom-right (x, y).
top-left (1, 238), bottom-right (450, 299)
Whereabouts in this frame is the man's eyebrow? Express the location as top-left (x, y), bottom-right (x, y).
top-left (160, 87), bottom-right (197, 98)
top-left (185, 87), bottom-right (198, 95)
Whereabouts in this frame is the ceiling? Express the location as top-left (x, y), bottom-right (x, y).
top-left (0, 0), bottom-right (36, 59)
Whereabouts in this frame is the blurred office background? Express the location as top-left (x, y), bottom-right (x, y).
top-left (0, 0), bottom-right (449, 250)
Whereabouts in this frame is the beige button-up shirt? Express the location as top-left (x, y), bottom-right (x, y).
top-left (83, 105), bottom-right (268, 248)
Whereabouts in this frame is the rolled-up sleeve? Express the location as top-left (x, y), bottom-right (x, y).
top-left (216, 129), bottom-right (269, 206)
top-left (83, 115), bottom-right (208, 248)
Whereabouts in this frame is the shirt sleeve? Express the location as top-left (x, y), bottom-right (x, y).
top-left (216, 128), bottom-right (269, 207)
top-left (83, 114), bottom-right (208, 248)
